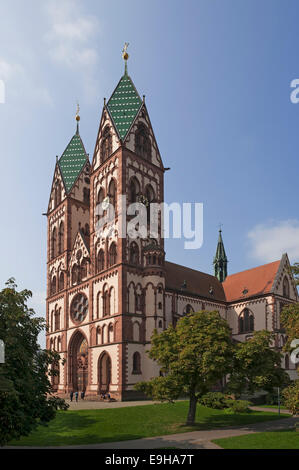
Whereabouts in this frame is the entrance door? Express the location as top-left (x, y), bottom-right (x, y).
top-left (98, 353), bottom-right (111, 394)
top-left (70, 334), bottom-right (88, 392)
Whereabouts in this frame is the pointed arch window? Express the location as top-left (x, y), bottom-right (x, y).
top-left (101, 126), bottom-right (112, 162)
top-left (239, 308), bottom-right (254, 333)
top-left (283, 277), bottom-right (290, 298)
top-left (96, 188), bottom-right (105, 223)
top-left (97, 249), bottom-right (105, 272)
top-left (132, 352), bottom-right (141, 374)
top-left (129, 177), bottom-right (140, 204)
top-left (145, 185), bottom-right (155, 224)
top-left (51, 276), bottom-right (57, 295)
top-left (58, 271), bottom-right (64, 291)
top-left (108, 179), bottom-right (116, 219)
top-left (103, 285), bottom-right (110, 317)
top-left (58, 222), bottom-right (64, 255)
top-left (135, 124), bottom-right (151, 161)
top-left (81, 258), bottom-right (88, 279)
top-left (109, 243), bottom-right (117, 267)
top-left (130, 242), bottom-right (139, 265)
top-left (51, 227), bottom-right (57, 259)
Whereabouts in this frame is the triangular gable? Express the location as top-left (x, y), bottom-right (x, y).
top-left (47, 163), bottom-right (65, 213)
top-left (271, 253), bottom-right (298, 299)
top-left (69, 230), bottom-right (90, 268)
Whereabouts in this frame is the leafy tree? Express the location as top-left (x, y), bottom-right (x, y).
top-left (280, 303), bottom-right (299, 360)
top-left (226, 331), bottom-right (289, 397)
top-left (135, 311), bottom-right (234, 425)
top-left (0, 279), bottom-right (68, 446)
top-left (282, 380), bottom-right (299, 415)
top-left (290, 263), bottom-right (299, 287)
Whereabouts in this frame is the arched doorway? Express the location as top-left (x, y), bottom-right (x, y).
top-left (69, 331), bottom-right (89, 393)
top-left (98, 352), bottom-right (111, 394)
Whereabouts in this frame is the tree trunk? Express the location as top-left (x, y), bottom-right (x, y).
top-left (186, 391), bottom-right (197, 425)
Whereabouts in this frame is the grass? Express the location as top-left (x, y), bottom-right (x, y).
top-left (213, 429), bottom-right (299, 449)
top-left (261, 405), bottom-right (287, 410)
top-left (8, 401), bottom-right (290, 447)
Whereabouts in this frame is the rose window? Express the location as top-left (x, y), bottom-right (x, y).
top-left (70, 293), bottom-right (88, 324)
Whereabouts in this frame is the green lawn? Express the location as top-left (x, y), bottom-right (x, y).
top-left (8, 401), bottom-right (290, 447)
top-left (213, 430), bottom-right (299, 449)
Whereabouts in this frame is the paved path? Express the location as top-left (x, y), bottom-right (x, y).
top-left (65, 399), bottom-right (179, 410)
top-left (5, 416), bottom-right (298, 450)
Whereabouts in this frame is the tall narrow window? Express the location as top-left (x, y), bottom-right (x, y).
top-left (145, 185), bottom-right (155, 224)
top-left (129, 177), bottom-right (140, 204)
top-left (96, 188), bottom-right (105, 223)
top-left (132, 352), bottom-right (141, 374)
top-left (58, 271), bottom-right (64, 291)
top-left (109, 243), bottom-right (117, 266)
top-left (51, 227), bottom-right (57, 259)
top-left (283, 277), bottom-right (290, 298)
top-left (130, 242), bottom-right (139, 264)
top-left (135, 124), bottom-right (151, 161)
top-left (58, 222), bottom-right (64, 255)
top-left (239, 308), bottom-right (254, 333)
top-left (101, 127), bottom-right (112, 162)
top-left (97, 249), bottom-right (105, 272)
top-left (51, 276), bottom-right (56, 295)
top-left (81, 259), bottom-right (88, 279)
top-left (103, 286), bottom-right (110, 317)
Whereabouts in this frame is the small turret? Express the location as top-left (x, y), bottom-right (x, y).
top-left (213, 229), bottom-right (228, 282)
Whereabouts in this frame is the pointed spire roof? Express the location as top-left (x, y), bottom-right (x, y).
top-left (107, 71), bottom-right (142, 140)
top-left (214, 230), bottom-right (228, 263)
top-left (58, 132), bottom-right (88, 193)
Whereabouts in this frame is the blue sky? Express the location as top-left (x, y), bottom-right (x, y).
top-left (1, 0), bottom-right (299, 343)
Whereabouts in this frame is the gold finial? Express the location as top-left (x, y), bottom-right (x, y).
top-left (75, 102), bottom-right (80, 122)
top-left (122, 42), bottom-right (129, 61)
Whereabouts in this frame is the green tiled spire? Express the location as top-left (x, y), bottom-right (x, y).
top-left (58, 133), bottom-right (88, 193)
top-left (213, 230), bottom-right (228, 282)
top-left (107, 72), bottom-right (142, 140)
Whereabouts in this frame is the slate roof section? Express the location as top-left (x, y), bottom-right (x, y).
top-left (58, 134), bottom-right (88, 193)
top-left (165, 261), bottom-right (226, 302)
top-left (107, 73), bottom-right (142, 140)
top-left (222, 260), bottom-right (280, 302)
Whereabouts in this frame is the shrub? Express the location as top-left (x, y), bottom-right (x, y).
top-left (225, 399), bottom-right (251, 413)
top-left (198, 392), bottom-right (229, 410)
top-left (282, 380), bottom-right (299, 416)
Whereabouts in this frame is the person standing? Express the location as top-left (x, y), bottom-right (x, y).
top-left (75, 391), bottom-right (79, 402)
top-left (70, 391), bottom-right (74, 402)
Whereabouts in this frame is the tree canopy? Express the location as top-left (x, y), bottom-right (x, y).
top-left (0, 279), bottom-right (67, 446)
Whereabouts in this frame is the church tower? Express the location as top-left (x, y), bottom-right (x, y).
top-left (46, 48), bottom-right (166, 400)
top-left (213, 229), bottom-right (228, 282)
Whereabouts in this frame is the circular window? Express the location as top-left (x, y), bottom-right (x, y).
top-left (70, 293), bottom-right (89, 324)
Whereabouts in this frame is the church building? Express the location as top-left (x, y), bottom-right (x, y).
top-left (46, 52), bottom-right (298, 400)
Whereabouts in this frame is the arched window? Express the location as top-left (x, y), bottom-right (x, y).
top-left (97, 249), bottom-right (105, 272)
top-left (108, 324), bottom-right (114, 343)
top-left (285, 354), bottom-right (289, 370)
top-left (135, 293), bottom-right (143, 312)
top-left (58, 271), bottom-right (64, 291)
top-left (109, 243), bottom-right (117, 266)
top-left (54, 309), bottom-right (60, 331)
top-left (239, 308), bottom-right (254, 333)
top-left (183, 304), bottom-right (194, 316)
top-left (130, 242), bottom-right (139, 264)
top-left (101, 126), bottom-right (112, 162)
top-left (132, 352), bottom-right (141, 374)
top-left (96, 187), bottom-right (105, 223)
top-left (81, 258), bottom-right (88, 279)
top-left (283, 277), bottom-right (290, 298)
top-left (51, 227), bottom-right (57, 259)
top-left (51, 276), bottom-right (56, 295)
top-left (71, 264), bottom-right (79, 285)
top-left (135, 124), bottom-right (151, 161)
top-left (108, 179), bottom-right (116, 212)
top-left (58, 222), bottom-right (64, 255)
top-left (158, 320), bottom-right (163, 328)
top-left (103, 286), bottom-right (110, 317)
top-left (83, 187), bottom-right (90, 205)
top-left (145, 185), bottom-right (155, 224)
top-left (129, 177), bottom-right (140, 204)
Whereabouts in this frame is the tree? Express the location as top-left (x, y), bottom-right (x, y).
top-left (226, 331), bottom-right (289, 397)
top-left (290, 263), bottom-right (299, 287)
top-left (135, 311), bottom-right (234, 425)
top-left (0, 279), bottom-right (68, 446)
top-left (282, 380), bottom-right (299, 415)
top-left (280, 303), bottom-right (299, 360)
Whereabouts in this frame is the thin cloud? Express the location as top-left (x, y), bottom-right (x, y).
top-left (248, 219), bottom-right (299, 263)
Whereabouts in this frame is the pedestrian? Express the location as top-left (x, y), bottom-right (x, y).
top-left (75, 391), bottom-right (78, 402)
top-left (81, 391), bottom-right (85, 400)
top-left (70, 391), bottom-right (73, 402)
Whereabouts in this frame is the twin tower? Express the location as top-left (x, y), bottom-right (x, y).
top-left (46, 62), bottom-right (167, 399)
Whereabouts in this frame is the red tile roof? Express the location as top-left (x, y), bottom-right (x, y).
top-left (222, 260), bottom-right (280, 302)
top-left (165, 261), bottom-right (226, 302)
